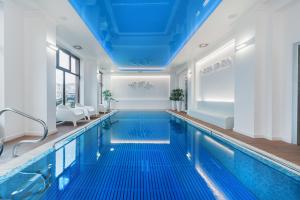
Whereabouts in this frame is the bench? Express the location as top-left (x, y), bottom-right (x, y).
top-left (188, 101), bottom-right (234, 129)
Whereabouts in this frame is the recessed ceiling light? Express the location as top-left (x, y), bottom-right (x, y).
top-left (73, 45), bottom-right (82, 50)
top-left (199, 43), bottom-right (208, 48)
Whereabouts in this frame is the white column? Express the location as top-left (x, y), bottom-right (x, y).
top-left (2, 1), bottom-right (25, 140)
top-left (24, 11), bottom-right (57, 135)
top-left (82, 58), bottom-right (98, 112)
top-left (233, 11), bottom-right (256, 137)
top-left (187, 60), bottom-right (196, 112)
top-left (0, 2), bottom-right (4, 136)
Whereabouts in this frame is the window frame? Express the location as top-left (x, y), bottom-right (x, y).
top-left (98, 71), bottom-right (103, 104)
top-left (56, 47), bottom-right (81, 106)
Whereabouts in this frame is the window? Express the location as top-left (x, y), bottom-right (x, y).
top-left (65, 73), bottom-right (79, 107)
top-left (59, 50), bottom-right (70, 70)
top-left (56, 48), bottom-right (80, 107)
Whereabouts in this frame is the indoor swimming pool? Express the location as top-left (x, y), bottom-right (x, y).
top-left (0, 111), bottom-right (300, 199)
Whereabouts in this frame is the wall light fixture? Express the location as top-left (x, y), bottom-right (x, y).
top-left (235, 37), bottom-right (255, 51)
top-left (47, 42), bottom-right (58, 51)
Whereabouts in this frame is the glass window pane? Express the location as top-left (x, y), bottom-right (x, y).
top-left (59, 50), bottom-right (70, 69)
top-left (75, 59), bottom-right (80, 74)
top-left (65, 73), bottom-right (79, 107)
top-left (56, 69), bottom-right (64, 106)
top-left (71, 57), bottom-right (80, 74)
top-left (71, 57), bottom-right (76, 73)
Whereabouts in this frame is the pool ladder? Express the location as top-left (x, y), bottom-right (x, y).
top-left (0, 108), bottom-right (48, 157)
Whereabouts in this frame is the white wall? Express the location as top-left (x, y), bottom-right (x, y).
top-left (24, 11), bottom-right (57, 135)
top-left (110, 75), bottom-right (170, 109)
top-left (0, 2), bottom-right (4, 138)
top-left (2, 1), bottom-right (25, 140)
top-left (195, 41), bottom-right (235, 102)
top-left (234, 41), bottom-right (256, 136)
top-left (176, 0), bottom-right (300, 143)
top-left (233, 1), bottom-right (300, 142)
top-left (270, 0), bottom-right (300, 143)
top-left (46, 19), bottom-right (57, 135)
top-left (0, 1), bottom-right (57, 140)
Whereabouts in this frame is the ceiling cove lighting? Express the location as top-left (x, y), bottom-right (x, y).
top-left (118, 67), bottom-right (163, 71)
top-left (111, 75), bottom-right (170, 79)
top-left (68, 0), bottom-right (222, 68)
top-left (200, 99), bottom-right (234, 103)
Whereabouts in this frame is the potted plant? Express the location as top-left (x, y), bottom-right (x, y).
top-left (174, 89), bottom-right (184, 112)
top-left (102, 90), bottom-right (114, 111)
top-left (169, 89), bottom-right (176, 110)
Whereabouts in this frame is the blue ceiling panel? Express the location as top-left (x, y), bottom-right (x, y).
top-left (69, 0), bottom-right (222, 68)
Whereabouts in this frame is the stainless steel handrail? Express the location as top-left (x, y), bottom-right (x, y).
top-left (52, 131), bottom-right (82, 148)
top-left (0, 108), bottom-right (48, 157)
top-left (0, 139), bottom-right (4, 156)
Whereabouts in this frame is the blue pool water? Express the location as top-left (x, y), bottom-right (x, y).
top-left (0, 111), bottom-right (300, 199)
top-left (68, 0), bottom-right (221, 67)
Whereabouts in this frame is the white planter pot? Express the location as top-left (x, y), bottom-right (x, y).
top-left (171, 101), bottom-right (176, 110)
top-left (176, 101), bottom-right (182, 112)
top-left (104, 100), bottom-right (111, 111)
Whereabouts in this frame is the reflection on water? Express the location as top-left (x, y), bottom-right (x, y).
top-left (110, 115), bottom-right (171, 144)
top-left (1, 111), bottom-right (299, 200)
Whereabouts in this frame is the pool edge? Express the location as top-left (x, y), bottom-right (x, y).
top-left (0, 110), bottom-right (118, 183)
top-left (166, 110), bottom-right (300, 178)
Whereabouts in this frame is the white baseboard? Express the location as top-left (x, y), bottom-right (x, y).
top-left (233, 130), bottom-right (289, 143)
top-left (3, 129), bottom-right (58, 142)
top-left (272, 136), bottom-right (283, 141)
top-left (233, 128), bottom-right (254, 138)
top-left (25, 129), bottom-right (58, 136)
top-left (272, 136), bottom-right (291, 143)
